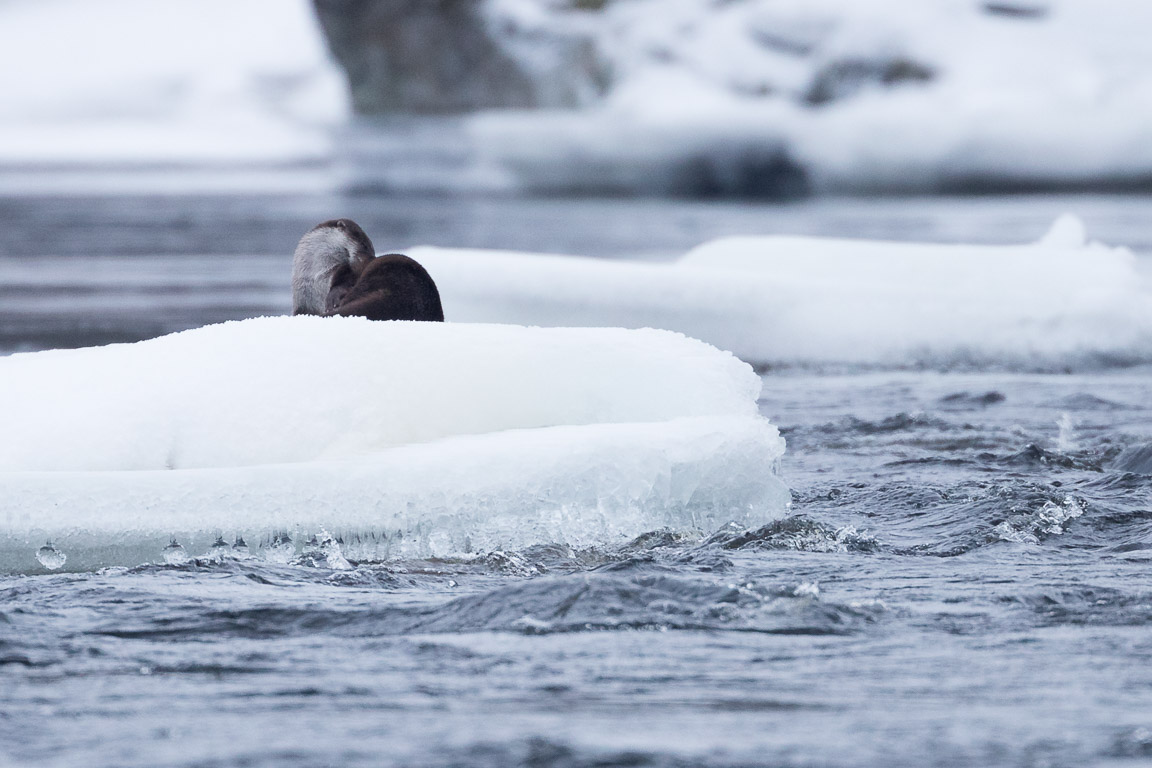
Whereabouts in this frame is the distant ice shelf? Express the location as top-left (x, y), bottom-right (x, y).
top-left (0, 318), bottom-right (788, 573)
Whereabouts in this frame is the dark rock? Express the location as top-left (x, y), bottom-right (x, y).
top-left (671, 145), bottom-right (810, 200)
top-left (805, 56), bottom-right (935, 106)
top-left (311, 0), bottom-right (607, 115)
top-left (939, 391), bottom-right (1007, 409)
top-left (981, 2), bottom-right (1049, 20)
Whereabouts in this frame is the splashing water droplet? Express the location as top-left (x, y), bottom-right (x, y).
top-left (321, 534), bottom-right (352, 571)
top-left (296, 536), bottom-right (321, 567)
top-left (265, 533), bottom-right (294, 564)
top-left (190, 536), bottom-right (234, 563)
top-left (295, 530), bottom-right (351, 570)
top-left (1056, 413), bottom-right (1077, 453)
top-left (36, 542), bottom-right (66, 570)
top-left (793, 581), bottom-right (820, 599)
top-left (162, 540), bottom-right (190, 566)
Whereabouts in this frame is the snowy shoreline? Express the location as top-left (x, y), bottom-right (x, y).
top-left (3, 0), bottom-right (1152, 195)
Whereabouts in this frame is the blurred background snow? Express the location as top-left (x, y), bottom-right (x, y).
top-left (0, 0), bottom-right (343, 166)
top-left (3, 0), bottom-right (1152, 353)
top-left (2, 0), bottom-right (1151, 195)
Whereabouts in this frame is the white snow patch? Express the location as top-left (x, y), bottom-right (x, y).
top-left (0, 317), bottom-right (762, 472)
top-left (0, 0), bottom-right (346, 166)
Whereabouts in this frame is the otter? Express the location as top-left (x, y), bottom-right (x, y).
top-left (291, 219), bottom-right (444, 322)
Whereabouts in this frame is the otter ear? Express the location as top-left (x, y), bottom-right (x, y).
top-left (333, 219), bottom-right (375, 270)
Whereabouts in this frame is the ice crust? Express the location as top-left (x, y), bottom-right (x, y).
top-left (0, 319), bottom-right (787, 572)
top-left (412, 216), bottom-right (1152, 369)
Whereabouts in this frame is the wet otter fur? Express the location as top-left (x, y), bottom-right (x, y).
top-left (291, 219), bottom-right (443, 322)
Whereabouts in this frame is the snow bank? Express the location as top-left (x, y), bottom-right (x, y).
top-left (476, 0), bottom-right (1152, 194)
top-left (5, 0), bottom-right (1152, 194)
top-left (343, 0), bottom-right (1152, 195)
top-left (412, 216), bottom-right (1152, 369)
top-left (0, 318), bottom-right (787, 572)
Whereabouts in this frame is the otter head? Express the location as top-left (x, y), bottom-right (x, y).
top-left (291, 218), bottom-right (376, 315)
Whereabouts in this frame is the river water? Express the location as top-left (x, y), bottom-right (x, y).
top-left (2, 192), bottom-right (1152, 767)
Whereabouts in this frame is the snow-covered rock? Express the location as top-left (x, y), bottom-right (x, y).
top-left (340, 0), bottom-right (1152, 194)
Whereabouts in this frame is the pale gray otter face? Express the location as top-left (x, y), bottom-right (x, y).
top-left (291, 218), bottom-right (377, 315)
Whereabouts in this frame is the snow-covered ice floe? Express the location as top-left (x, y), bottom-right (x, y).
top-left (0, 318), bottom-right (788, 573)
top-left (413, 216), bottom-right (1152, 371)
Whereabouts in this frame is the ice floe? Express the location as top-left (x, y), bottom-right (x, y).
top-left (412, 215), bottom-right (1152, 369)
top-left (0, 318), bottom-right (787, 572)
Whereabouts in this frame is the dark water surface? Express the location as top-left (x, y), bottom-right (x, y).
top-left (2, 192), bottom-right (1151, 352)
top-left (2, 193), bottom-right (1152, 767)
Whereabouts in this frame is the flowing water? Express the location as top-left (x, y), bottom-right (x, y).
top-left (2, 192), bottom-right (1152, 767)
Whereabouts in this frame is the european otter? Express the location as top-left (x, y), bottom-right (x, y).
top-left (291, 219), bottom-right (444, 322)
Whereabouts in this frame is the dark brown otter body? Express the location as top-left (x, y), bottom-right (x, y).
top-left (326, 253), bottom-right (444, 321)
top-left (291, 219), bottom-right (443, 322)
